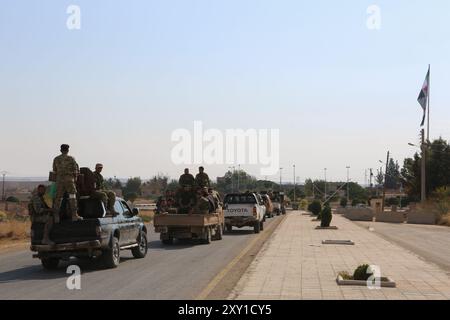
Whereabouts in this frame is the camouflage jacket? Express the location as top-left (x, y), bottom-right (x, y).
top-left (196, 196), bottom-right (210, 213)
top-left (29, 194), bottom-right (50, 215)
top-left (52, 153), bottom-right (79, 180)
top-left (93, 172), bottom-right (105, 190)
top-left (178, 173), bottom-right (195, 187)
top-left (195, 172), bottom-right (210, 187)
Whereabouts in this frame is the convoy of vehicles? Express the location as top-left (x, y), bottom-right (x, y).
top-left (29, 167), bottom-right (286, 269)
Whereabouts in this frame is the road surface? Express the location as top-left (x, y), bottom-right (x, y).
top-left (0, 215), bottom-right (284, 300)
top-left (355, 220), bottom-right (450, 273)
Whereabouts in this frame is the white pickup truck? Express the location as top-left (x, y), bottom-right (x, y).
top-left (223, 193), bottom-right (266, 234)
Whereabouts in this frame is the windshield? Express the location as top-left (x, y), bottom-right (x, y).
top-left (224, 194), bottom-right (257, 204)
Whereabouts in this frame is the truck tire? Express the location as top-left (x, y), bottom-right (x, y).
top-left (254, 221), bottom-right (261, 234)
top-left (226, 224), bottom-right (232, 233)
top-left (131, 231), bottom-right (148, 258)
top-left (102, 236), bottom-right (120, 268)
top-left (160, 233), bottom-right (173, 245)
top-left (213, 224), bottom-right (223, 240)
top-left (201, 227), bottom-right (211, 244)
top-left (41, 257), bottom-right (60, 270)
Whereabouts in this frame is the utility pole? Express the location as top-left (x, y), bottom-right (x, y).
top-left (324, 168), bottom-right (327, 201)
top-left (1, 171), bottom-right (7, 201)
top-left (420, 129), bottom-right (427, 204)
top-left (381, 151), bottom-right (390, 212)
top-left (293, 165), bottom-right (296, 203)
top-left (346, 166), bottom-right (350, 203)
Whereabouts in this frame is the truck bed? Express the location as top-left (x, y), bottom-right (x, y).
top-left (153, 213), bottom-right (223, 227)
top-left (31, 219), bottom-right (100, 245)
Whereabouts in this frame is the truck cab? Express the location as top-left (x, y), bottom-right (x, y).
top-left (223, 192), bottom-right (266, 234)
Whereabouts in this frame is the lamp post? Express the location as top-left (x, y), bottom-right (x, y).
top-left (324, 168), bottom-right (327, 201)
top-left (379, 151), bottom-right (390, 212)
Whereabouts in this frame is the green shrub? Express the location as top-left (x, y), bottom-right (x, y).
top-left (308, 200), bottom-right (322, 216)
top-left (320, 204), bottom-right (332, 227)
top-left (340, 197), bottom-right (347, 208)
top-left (5, 196), bottom-right (19, 203)
top-left (300, 199), bottom-right (309, 210)
top-left (386, 197), bottom-right (400, 206)
top-left (353, 264), bottom-right (372, 281)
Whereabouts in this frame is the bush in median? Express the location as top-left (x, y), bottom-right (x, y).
top-left (320, 203), bottom-right (332, 227)
top-left (308, 200), bottom-right (322, 216)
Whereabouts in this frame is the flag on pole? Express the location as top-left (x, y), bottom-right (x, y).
top-left (417, 67), bottom-right (430, 126)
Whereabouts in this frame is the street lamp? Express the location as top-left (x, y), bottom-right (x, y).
top-left (324, 168), bottom-right (327, 200)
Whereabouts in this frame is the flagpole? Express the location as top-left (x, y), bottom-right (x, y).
top-left (427, 64), bottom-right (430, 141)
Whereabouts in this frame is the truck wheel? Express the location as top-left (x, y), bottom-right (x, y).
top-left (201, 227), bottom-right (211, 244)
top-left (161, 233), bottom-right (173, 245)
top-left (226, 224), bottom-right (232, 233)
top-left (41, 257), bottom-right (60, 270)
top-left (131, 231), bottom-right (148, 258)
top-left (102, 236), bottom-right (120, 268)
top-left (254, 221), bottom-right (261, 234)
top-left (213, 224), bottom-right (223, 240)
top-left (260, 220), bottom-right (264, 231)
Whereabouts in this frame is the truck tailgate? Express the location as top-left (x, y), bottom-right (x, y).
top-left (154, 213), bottom-right (221, 227)
top-left (31, 219), bottom-right (100, 245)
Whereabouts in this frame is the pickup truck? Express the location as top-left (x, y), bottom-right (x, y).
top-left (270, 192), bottom-right (286, 215)
top-left (30, 196), bottom-right (148, 270)
top-left (154, 211), bottom-right (224, 244)
top-left (223, 193), bottom-right (266, 233)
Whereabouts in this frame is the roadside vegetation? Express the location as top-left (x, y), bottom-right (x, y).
top-left (0, 210), bottom-right (30, 242)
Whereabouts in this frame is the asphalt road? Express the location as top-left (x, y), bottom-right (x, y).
top-left (355, 220), bottom-right (450, 273)
top-left (0, 215), bottom-right (283, 300)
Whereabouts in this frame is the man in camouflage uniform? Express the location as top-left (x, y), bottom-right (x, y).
top-left (178, 168), bottom-right (195, 188)
top-left (193, 188), bottom-right (211, 215)
top-left (195, 166), bottom-right (210, 188)
top-left (29, 185), bottom-right (56, 245)
top-left (52, 144), bottom-right (82, 221)
top-left (208, 187), bottom-right (221, 209)
top-left (177, 186), bottom-right (196, 214)
top-left (92, 163), bottom-right (117, 215)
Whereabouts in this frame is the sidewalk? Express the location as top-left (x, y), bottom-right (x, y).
top-left (229, 211), bottom-right (450, 300)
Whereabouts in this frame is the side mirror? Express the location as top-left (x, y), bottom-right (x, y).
top-left (132, 208), bottom-right (139, 216)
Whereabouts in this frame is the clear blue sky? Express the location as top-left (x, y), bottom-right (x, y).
top-left (1, 0), bottom-right (449, 183)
